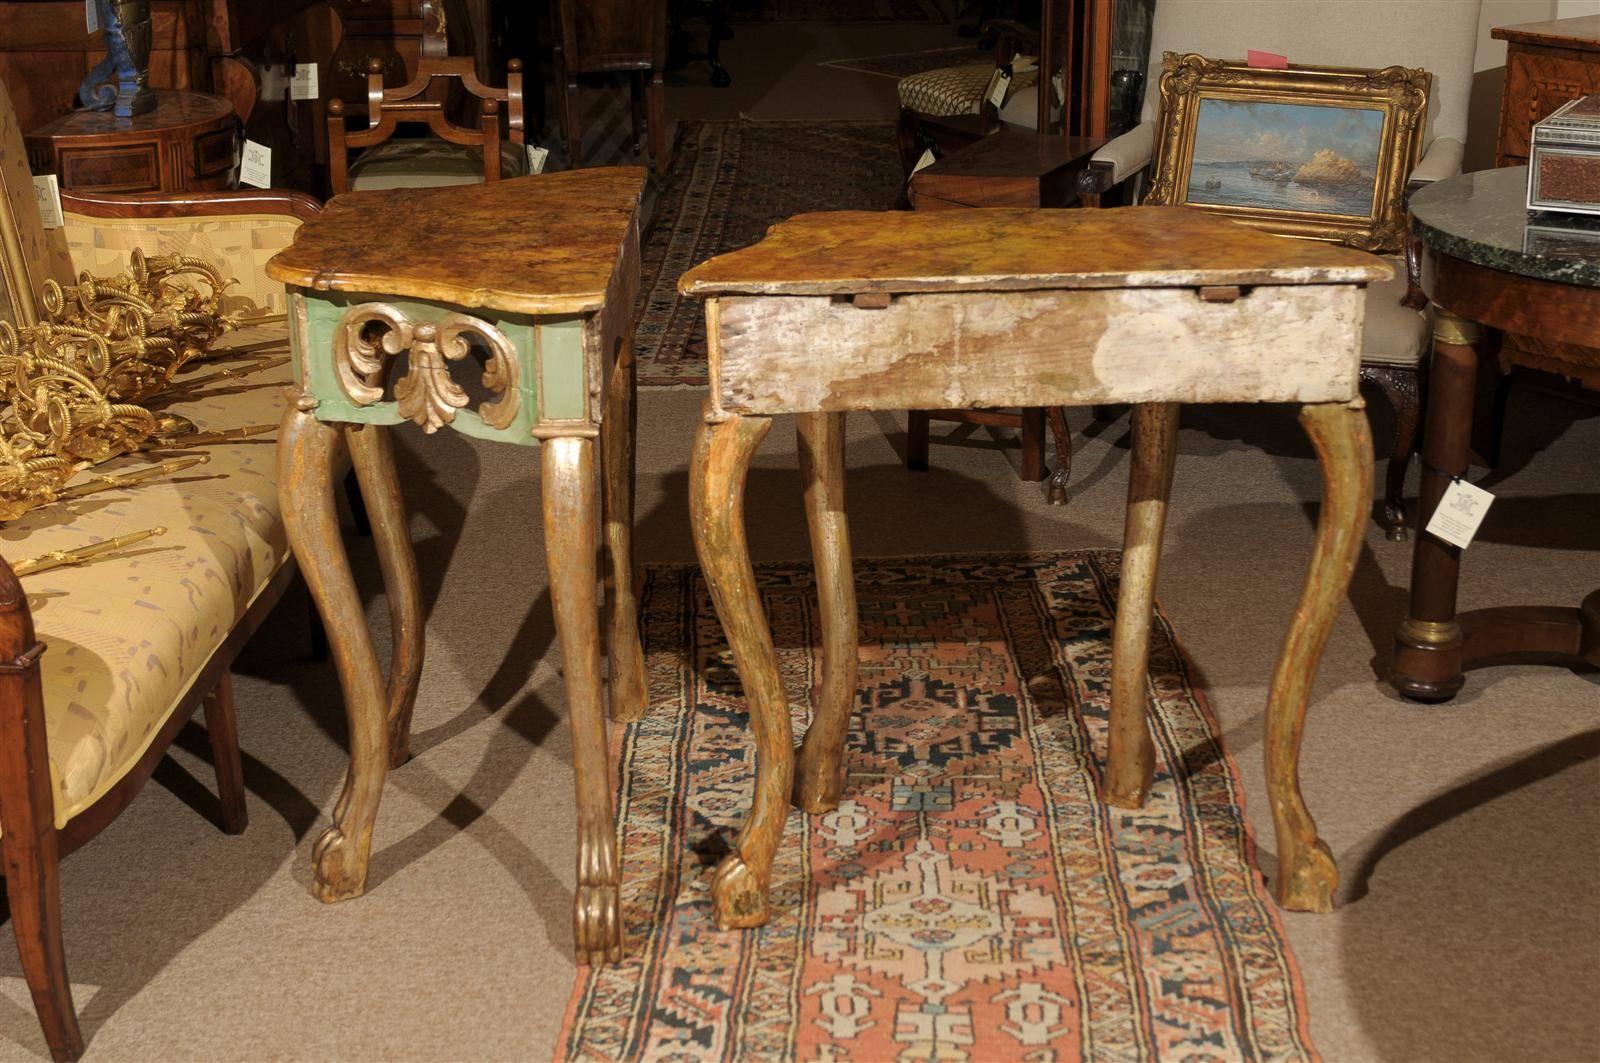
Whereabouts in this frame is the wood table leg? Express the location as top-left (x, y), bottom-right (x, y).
top-left (602, 339), bottom-right (648, 725)
top-left (346, 424), bottom-right (425, 769)
top-left (1392, 310), bottom-right (1478, 701)
top-left (794, 412), bottom-right (857, 815)
top-left (1269, 401), bottom-right (1372, 912)
top-left (689, 402), bottom-right (789, 930)
top-left (542, 436), bottom-right (623, 965)
top-left (1104, 403), bottom-right (1178, 808)
top-left (279, 400), bottom-right (390, 903)
top-left (1046, 406), bottom-right (1073, 505)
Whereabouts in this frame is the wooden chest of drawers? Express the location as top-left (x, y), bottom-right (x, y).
top-left (1494, 15), bottom-right (1600, 168)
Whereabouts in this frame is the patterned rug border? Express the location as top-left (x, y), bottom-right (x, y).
top-left (562, 548), bottom-right (1320, 1061)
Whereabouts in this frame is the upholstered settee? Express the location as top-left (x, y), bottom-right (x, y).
top-left (0, 75), bottom-right (318, 1061)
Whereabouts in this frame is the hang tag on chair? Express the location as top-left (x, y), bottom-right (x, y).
top-left (33, 175), bottom-right (63, 229)
top-left (1424, 478), bottom-right (1495, 549)
top-left (527, 145), bottom-right (549, 174)
top-left (86, 0), bottom-right (98, 34)
top-left (240, 140), bottom-right (273, 189)
top-left (985, 67), bottom-right (1013, 110)
top-left (290, 63), bottom-right (320, 101)
top-left (911, 149), bottom-right (936, 176)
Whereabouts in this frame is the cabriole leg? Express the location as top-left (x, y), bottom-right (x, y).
top-left (1269, 401), bottom-right (1372, 911)
top-left (346, 424), bottom-right (425, 768)
top-left (794, 412), bottom-right (857, 814)
top-left (1104, 403), bottom-right (1179, 808)
top-left (690, 402), bottom-right (788, 929)
top-left (279, 402), bottom-right (390, 903)
top-left (542, 436), bottom-right (623, 964)
top-left (602, 339), bottom-right (648, 724)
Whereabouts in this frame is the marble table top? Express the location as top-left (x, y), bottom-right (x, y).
top-left (1410, 166), bottom-right (1600, 289)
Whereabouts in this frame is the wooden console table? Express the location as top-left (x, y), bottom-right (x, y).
top-left (1391, 166), bottom-right (1599, 700)
top-left (26, 90), bottom-right (239, 193)
top-left (266, 169), bottom-right (648, 964)
top-left (680, 207), bottom-right (1386, 928)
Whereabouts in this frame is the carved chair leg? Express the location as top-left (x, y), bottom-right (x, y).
top-left (1019, 406), bottom-right (1048, 482)
top-left (602, 340), bottom-right (648, 724)
top-left (0, 599), bottom-right (83, 1061)
top-left (202, 672), bottom-right (248, 834)
top-left (647, 71), bottom-right (669, 175)
top-left (1104, 402), bottom-right (1179, 808)
top-left (1361, 363), bottom-right (1422, 542)
top-left (279, 404), bottom-right (390, 903)
top-left (794, 412), bottom-right (857, 815)
top-left (1269, 401), bottom-right (1372, 911)
top-left (347, 424), bottom-right (425, 768)
top-left (1046, 406), bottom-right (1073, 505)
top-left (690, 403), bottom-right (789, 930)
top-left (542, 437), bottom-right (623, 964)
top-left (565, 78), bottom-right (584, 168)
top-left (905, 410), bottom-right (930, 471)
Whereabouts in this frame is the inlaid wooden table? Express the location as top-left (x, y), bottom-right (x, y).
top-left (266, 169), bottom-right (648, 964)
top-left (679, 207), bottom-right (1389, 927)
top-left (26, 91), bottom-right (240, 193)
top-left (1392, 166), bottom-right (1600, 701)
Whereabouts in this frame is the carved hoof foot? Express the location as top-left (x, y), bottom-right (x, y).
top-left (311, 827), bottom-right (369, 903)
top-left (1382, 503), bottom-right (1408, 542)
top-left (574, 884), bottom-right (624, 965)
top-left (1275, 837), bottom-right (1338, 913)
top-left (608, 656), bottom-right (650, 724)
top-left (793, 767), bottom-right (843, 815)
top-left (711, 854), bottom-right (769, 930)
top-left (1047, 473), bottom-right (1069, 506)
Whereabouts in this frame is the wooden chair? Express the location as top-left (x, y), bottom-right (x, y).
top-left (328, 0), bottom-right (525, 195)
top-left (0, 73), bottom-right (319, 1060)
top-left (1077, 0), bottom-right (1484, 538)
top-left (554, 0), bottom-right (670, 174)
top-left (903, 0), bottom-right (1113, 493)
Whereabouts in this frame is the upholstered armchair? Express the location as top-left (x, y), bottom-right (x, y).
top-left (0, 75), bottom-right (315, 1060)
top-left (1077, 0), bottom-right (1482, 539)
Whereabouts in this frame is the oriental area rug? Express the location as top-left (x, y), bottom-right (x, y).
top-left (634, 119), bottom-right (902, 387)
top-left (558, 551), bottom-right (1318, 1062)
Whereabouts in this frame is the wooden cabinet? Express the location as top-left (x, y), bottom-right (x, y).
top-left (25, 89), bottom-right (239, 192)
top-left (1493, 15), bottom-right (1600, 167)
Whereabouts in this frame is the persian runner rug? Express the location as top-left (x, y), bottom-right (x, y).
top-left (558, 551), bottom-right (1318, 1062)
top-left (634, 120), bottom-right (901, 387)
top-left (731, 0), bottom-right (945, 22)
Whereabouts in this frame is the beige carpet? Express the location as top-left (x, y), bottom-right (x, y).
top-left (2, 20), bottom-right (1597, 1063)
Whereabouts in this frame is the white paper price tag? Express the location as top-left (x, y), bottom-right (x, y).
top-left (985, 68), bottom-right (1012, 110)
top-left (290, 63), bottom-right (320, 101)
top-left (911, 148), bottom-right (936, 176)
top-left (1053, 72), bottom-right (1065, 105)
top-left (240, 140), bottom-right (273, 189)
top-left (527, 145), bottom-right (549, 174)
top-left (33, 175), bottom-right (64, 230)
top-left (1424, 478), bottom-right (1495, 549)
top-left (86, 0), bottom-right (99, 34)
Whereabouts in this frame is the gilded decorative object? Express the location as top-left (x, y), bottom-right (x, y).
top-left (79, 0), bottom-right (157, 118)
top-left (333, 303), bottom-right (522, 433)
top-left (12, 526), bottom-right (167, 577)
top-left (1146, 53), bottom-right (1430, 253)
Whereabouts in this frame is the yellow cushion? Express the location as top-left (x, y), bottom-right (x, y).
top-left (898, 63), bottom-right (1040, 117)
top-left (348, 136), bottom-right (532, 191)
top-left (0, 329), bottom-right (293, 829)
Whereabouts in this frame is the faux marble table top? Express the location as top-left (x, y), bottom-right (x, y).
top-left (1410, 166), bottom-right (1600, 289)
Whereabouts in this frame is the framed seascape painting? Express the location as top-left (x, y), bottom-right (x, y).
top-left (1147, 53), bottom-right (1430, 252)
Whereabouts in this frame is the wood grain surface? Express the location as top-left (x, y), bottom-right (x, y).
top-left (680, 207), bottom-right (1391, 297)
top-left (267, 169), bottom-right (647, 314)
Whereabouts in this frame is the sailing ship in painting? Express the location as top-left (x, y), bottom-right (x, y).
top-left (1186, 98), bottom-right (1383, 216)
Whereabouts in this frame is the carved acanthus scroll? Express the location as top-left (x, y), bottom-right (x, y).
top-left (332, 303), bottom-right (521, 434)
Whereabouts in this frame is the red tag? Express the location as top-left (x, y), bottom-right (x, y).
top-left (1247, 49), bottom-right (1288, 69)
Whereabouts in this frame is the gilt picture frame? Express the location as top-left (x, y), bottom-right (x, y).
top-left (1147, 53), bottom-right (1430, 253)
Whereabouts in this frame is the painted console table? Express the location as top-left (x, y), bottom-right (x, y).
top-left (680, 207), bottom-right (1388, 927)
top-left (267, 169), bottom-right (648, 964)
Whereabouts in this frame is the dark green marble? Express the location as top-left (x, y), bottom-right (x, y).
top-left (1410, 165), bottom-right (1600, 289)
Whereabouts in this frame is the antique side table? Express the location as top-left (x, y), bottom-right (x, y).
top-left (1391, 165), bottom-right (1599, 701)
top-left (26, 91), bottom-right (240, 193)
top-left (679, 207), bottom-right (1389, 928)
top-left (266, 169), bottom-right (648, 963)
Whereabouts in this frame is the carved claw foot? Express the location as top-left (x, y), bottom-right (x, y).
top-left (1047, 471), bottom-right (1069, 505)
top-left (574, 884), bottom-right (623, 965)
top-left (1382, 500), bottom-right (1409, 542)
top-left (711, 854), bottom-right (770, 929)
top-left (792, 751), bottom-right (844, 815)
top-left (311, 826), bottom-right (370, 903)
top-left (1275, 836), bottom-right (1338, 912)
top-left (1102, 780), bottom-right (1150, 810)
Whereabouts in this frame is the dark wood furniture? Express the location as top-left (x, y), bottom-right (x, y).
top-left (1392, 165), bottom-right (1599, 702)
top-left (554, 0), bottom-right (668, 173)
top-left (667, 0), bottom-right (730, 88)
top-left (905, 127), bottom-right (1107, 490)
top-left (327, 0), bottom-right (492, 114)
top-left (327, 0), bottom-right (523, 195)
top-left (26, 89), bottom-right (239, 192)
top-left (1494, 15), bottom-right (1600, 168)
